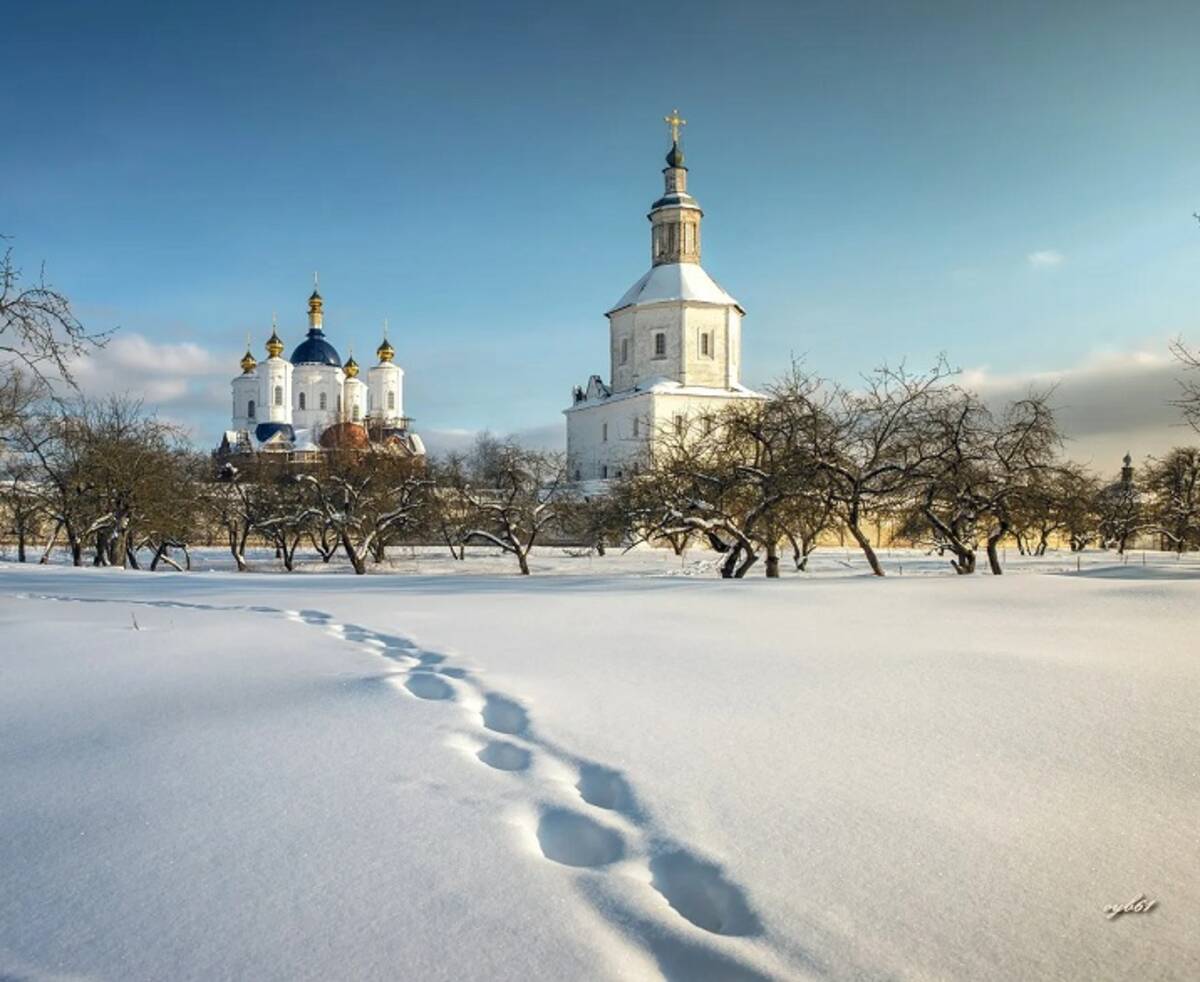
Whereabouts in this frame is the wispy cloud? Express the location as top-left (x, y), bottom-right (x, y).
top-left (66, 332), bottom-right (232, 438)
top-left (962, 346), bottom-right (1194, 467)
top-left (1027, 249), bottom-right (1064, 268)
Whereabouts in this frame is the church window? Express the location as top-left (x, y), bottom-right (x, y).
top-left (602, 465), bottom-right (608, 479)
top-left (620, 338), bottom-right (629, 364)
top-left (274, 385), bottom-right (282, 407)
top-left (602, 422), bottom-right (608, 442)
top-left (247, 400), bottom-right (256, 419)
top-left (701, 332), bottom-right (710, 357)
top-left (319, 392), bottom-right (327, 411)
top-left (298, 392), bottom-right (306, 410)
top-left (654, 333), bottom-right (666, 358)
top-left (337, 394), bottom-right (342, 412)
top-left (574, 469), bottom-right (581, 481)
top-left (632, 416), bottom-right (639, 437)
top-left (674, 414), bottom-right (684, 435)
top-left (388, 391), bottom-right (396, 411)
top-left (352, 405), bottom-right (361, 421)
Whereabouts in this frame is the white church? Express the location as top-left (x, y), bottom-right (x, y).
top-left (218, 284), bottom-right (425, 460)
top-left (565, 112), bottom-right (763, 482)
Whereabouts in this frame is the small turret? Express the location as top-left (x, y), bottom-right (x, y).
top-left (308, 272), bottom-right (323, 330)
top-left (240, 348), bottom-right (257, 374)
top-left (377, 320), bottom-right (395, 363)
top-left (344, 355), bottom-right (360, 378)
top-left (265, 325), bottom-right (284, 359)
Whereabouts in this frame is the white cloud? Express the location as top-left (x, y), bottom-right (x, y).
top-left (65, 332), bottom-right (232, 438)
top-left (1027, 249), bottom-right (1064, 268)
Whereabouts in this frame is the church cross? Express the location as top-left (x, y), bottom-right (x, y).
top-left (664, 109), bottom-right (686, 144)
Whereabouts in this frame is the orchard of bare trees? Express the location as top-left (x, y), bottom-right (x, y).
top-left (3, 364), bottom-right (1200, 577)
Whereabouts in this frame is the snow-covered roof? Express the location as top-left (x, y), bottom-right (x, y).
top-left (565, 376), bottom-right (764, 411)
top-left (608, 262), bottom-right (742, 315)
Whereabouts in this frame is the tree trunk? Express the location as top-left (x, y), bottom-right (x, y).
top-left (17, 527), bottom-right (26, 562)
top-left (516, 549), bottom-right (530, 575)
top-left (228, 525), bottom-right (248, 572)
top-left (719, 545), bottom-right (740, 578)
top-left (847, 519), bottom-right (885, 576)
top-left (40, 522), bottom-right (62, 564)
top-left (986, 528), bottom-right (1007, 575)
top-left (764, 539), bottom-right (780, 578)
top-left (734, 549), bottom-right (759, 578)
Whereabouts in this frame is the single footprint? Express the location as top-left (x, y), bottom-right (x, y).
top-left (577, 762), bottom-right (636, 815)
top-left (481, 693), bottom-right (529, 736)
top-left (536, 807), bottom-right (625, 868)
top-left (404, 673), bottom-right (455, 701)
top-left (477, 740), bottom-right (532, 772)
top-left (649, 849), bottom-right (761, 936)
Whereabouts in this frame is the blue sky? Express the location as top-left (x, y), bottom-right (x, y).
top-left (5, 0), bottom-right (1200, 461)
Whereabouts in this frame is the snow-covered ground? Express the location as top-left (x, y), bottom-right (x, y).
top-left (1, 550), bottom-right (1197, 981)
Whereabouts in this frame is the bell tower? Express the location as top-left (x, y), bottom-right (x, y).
top-left (649, 110), bottom-right (702, 266)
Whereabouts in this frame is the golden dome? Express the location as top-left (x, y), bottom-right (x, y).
top-left (240, 349), bottom-right (257, 374)
top-left (265, 330), bottom-right (284, 358)
top-left (376, 337), bottom-right (395, 363)
top-left (308, 289), bottom-right (323, 315)
top-left (344, 356), bottom-right (360, 378)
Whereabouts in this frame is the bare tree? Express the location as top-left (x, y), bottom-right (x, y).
top-left (452, 439), bottom-right (573, 575)
top-left (1097, 459), bottom-right (1143, 554)
top-left (301, 452), bottom-right (428, 574)
top-left (1, 240), bottom-right (109, 390)
top-left (802, 360), bottom-right (955, 576)
top-left (0, 450), bottom-right (44, 562)
top-left (1171, 338), bottom-right (1200, 433)
top-left (1143, 447), bottom-right (1200, 554)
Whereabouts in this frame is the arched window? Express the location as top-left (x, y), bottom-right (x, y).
top-left (337, 394), bottom-right (342, 412)
top-left (700, 332), bottom-right (710, 357)
top-left (387, 391), bottom-right (395, 411)
top-left (602, 422), bottom-right (608, 442)
top-left (352, 404), bottom-right (360, 421)
top-left (319, 392), bottom-right (327, 410)
top-left (247, 399), bottom-right (256, 419)
top-left (654, 333), bottom-right (666, 358)
top-left (298, 392), bottom-right (306, 410)
top-left (620, 338), bottom-right (629, 364)
top-left (274, 385), bottom-right (282, 407)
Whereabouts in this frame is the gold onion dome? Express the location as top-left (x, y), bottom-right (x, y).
top-left (308, 288), bottom-right (323, 313)
top-left (265, 330), bottom-right (284, 358)
top-left (240, 348), bottom-right (257, 373)
top-left (344, 356), bottom-right (359, 378)
top-left (376, 337), bottom-right (395, 363)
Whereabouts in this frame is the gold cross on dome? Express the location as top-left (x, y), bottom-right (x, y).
top-left (664, 109), bottom-right (686, 143)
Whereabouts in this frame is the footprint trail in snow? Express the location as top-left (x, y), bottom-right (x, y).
top-left (20, 590), bottom-right (791, 981)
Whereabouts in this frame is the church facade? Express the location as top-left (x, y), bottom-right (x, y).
top-left (218, 285), bottom-right (424, 460)
top-left (565, 114), bottom-right (763, 482)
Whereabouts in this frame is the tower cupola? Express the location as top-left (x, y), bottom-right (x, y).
top-left (377, 321), bottom-right (395, 363)
top-left (265, 313), bottom-right (284, 358)
top-left (649, 109), bottom-right (702, 266)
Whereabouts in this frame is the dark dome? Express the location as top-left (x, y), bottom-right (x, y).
top-left (319, 422), bottom-right (370, 450)
top-left (290, 328), bottom-right (341, 366)
top-left (665, 140), bottom-right (685, 168)
top-left (255, 422), bottom-right (295, 443)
